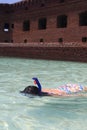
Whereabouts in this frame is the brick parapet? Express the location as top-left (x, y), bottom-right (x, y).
top-left (0, 43), bottom-right (87, 62)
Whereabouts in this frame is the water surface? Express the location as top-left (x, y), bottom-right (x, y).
top-left (0, 57), bottom-right (87, 130)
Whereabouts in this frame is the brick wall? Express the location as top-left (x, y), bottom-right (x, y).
top-left (0, 0), bottom-right (87, 43)
top-left (11, 0), bottom-right (87, 43)
top-left (0, 45), bottom-right (87, 62)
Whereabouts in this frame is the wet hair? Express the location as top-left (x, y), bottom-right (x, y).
top-left (20, 86), bottom-right (39, 95)
top-left (20, 85), bottom-right (50, 96)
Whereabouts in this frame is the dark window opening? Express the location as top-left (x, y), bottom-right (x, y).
top-left (4, 40), bottom-right (9, 43)
top-left (25, 7), bottom-right (28, 10)
top-left (79, 11), bottom-right (87, 26)
top-left (23, 1), bottom-right (26, 5)
top-left (38, 18), bottom-right (47, 30)
top-left (57, 15), bottom-right (67, 28)
top-left (4, 23), bottom-right (9, 32)
top-left (58, 38), bottom-right (63, 43)
top-left (24, 39), bottom-right (27, 43)
top-left (11, 24), bottom-right (14, 29)
top-left (40, 38), bottom-right (44, 42)
top-left (23, 20), bottom-right (30, 31)
top-left (82, 37), bottom-right (87, 42)
top-left (59, 0), bottom-right (65, 3)
top-left (11, 40), bottom-right (13, 43)
top-left (40, 3), bottom-right (45, 7)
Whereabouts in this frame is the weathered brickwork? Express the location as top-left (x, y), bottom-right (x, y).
top-left (0, 44), bottom-right (87, 62)
top-left (0, 0), bottom-right (87, 44)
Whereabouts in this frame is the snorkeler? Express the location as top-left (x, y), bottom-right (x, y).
top-left (20, 77), bottom-right (50, 96)
top-left (20, 77), bottom-right (87, 96)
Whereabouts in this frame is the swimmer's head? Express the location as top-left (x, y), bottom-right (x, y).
top-left (20, 78), bottom-right (42, 96)
top-left (20, 85), bottom-right (39, 95)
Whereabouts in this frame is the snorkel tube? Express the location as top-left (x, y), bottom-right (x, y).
top-left (32, 77), bottom-right (42, 95)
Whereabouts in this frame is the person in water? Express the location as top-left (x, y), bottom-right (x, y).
top-left (20, 77), bottom-right (87, 96)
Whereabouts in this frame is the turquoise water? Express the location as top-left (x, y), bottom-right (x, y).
top-left (0, 57), bottom-right (87, 130)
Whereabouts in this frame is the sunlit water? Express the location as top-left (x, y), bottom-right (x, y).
top-left (0, 57), bottom-right (87, 130)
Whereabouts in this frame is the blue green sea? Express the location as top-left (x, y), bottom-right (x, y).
top-left (0, 57), bottom-right (87, 130)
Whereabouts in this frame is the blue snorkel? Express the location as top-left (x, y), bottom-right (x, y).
top-left (32, 77), bottom-right (42, 95)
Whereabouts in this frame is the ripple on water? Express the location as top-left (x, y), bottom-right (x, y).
top-left (0, 57), bottom-right (87, 130)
